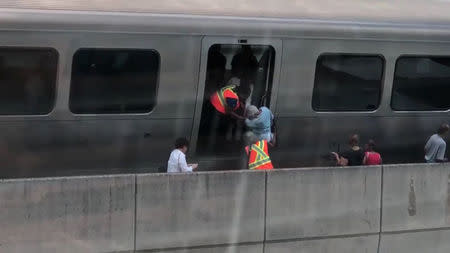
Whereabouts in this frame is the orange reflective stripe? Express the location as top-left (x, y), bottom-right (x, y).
top-left (249, 159), bottom-right (272, 169)
top-left (216, 91), bottom-right (226, 108)
top-left (248, 140), bottom-right (272, 170)
top-left (252, 141), bottom-right (268, 160)
top-left (249, 141), bottom-right (265, 155)
top-left (217, 85), bottom-right (236, 108)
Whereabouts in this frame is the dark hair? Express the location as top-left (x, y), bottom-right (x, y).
top-left (438, 123), bottom-right (450, 135)
top-left (175, 137), bottom-right (189, 149)
top-left (367, 139), bottom-right (376, 151)
top-left (349, 134), bottom-right (359, 146)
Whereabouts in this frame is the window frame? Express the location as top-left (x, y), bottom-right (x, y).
top-left (391, 54), bottom-right (450, 112)
top-left (311, 53), bottom-right (386, 113)
top-left (0, 46), bottom-right (59, 116)
top-left (69, 47), bottom-right (161, 115)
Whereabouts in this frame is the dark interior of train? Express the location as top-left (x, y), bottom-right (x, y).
top-left (196, 44), bottom-right (275, 156)
top-left (70, 48), bottom-right (160, 114)
top-left (392, 57), bottom-right (450, 111)
top-left (312, 54), bottom-right (384, 111)
top-left (0, 48), bottom-right (57, 115)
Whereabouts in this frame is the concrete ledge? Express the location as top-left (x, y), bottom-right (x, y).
top-left (382, 163), bottom-right (450, 232)
top-left (265, 235), bottom-right (379, 253)
top-left (0, 174), bottom-right (135, 253)
top-left (380, 229), bottom-right (450, 253)
top-left (135, 170), bottom-right (266, 250)
top-left (134, 243), bottom-right (263, 253)
top-left (266, 166), bottom-right (381, 240)
top-left (7, 162), bottom-right (450, 252)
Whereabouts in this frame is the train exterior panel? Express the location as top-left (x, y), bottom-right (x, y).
top-left (0, 8), bottom-right (448, 177)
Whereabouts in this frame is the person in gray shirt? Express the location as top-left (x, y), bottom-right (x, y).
top-left (425, 123), bottom-right (449, 163)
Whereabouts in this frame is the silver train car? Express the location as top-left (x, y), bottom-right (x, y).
top-left (0, 4), bottom-right (449, 178)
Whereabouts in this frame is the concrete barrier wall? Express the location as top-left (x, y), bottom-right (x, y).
top-left (142, 244), bottom-right (264, 253)
top-left (265, 235), bottom-right (379, 253)
top-left (379, 163), bottom-right (450, 253)
top-left (380, 230), bottom-right (450, 253)
top-left (135, 170), bottom-right (266, 250)
top-left (266, 166), bottom-right (381, 240)
top-left (382, 163), bottom-right (450, 231)
top-left (3, 163), bottom-right (450, 252)
top-left (0, 175), bottom-right (135, 253)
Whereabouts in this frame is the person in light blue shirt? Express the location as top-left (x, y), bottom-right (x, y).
top-left (424, 123), bottom-right (449, 163)
top-left (245, 105), bottom-right (273, 142)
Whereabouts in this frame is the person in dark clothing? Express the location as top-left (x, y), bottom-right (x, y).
top-left (205, 45), bottom-right (227, 98)
top-left (228, 45), bottom-right (258, 108)
top-left (340, 134), bottom-right (365, 166)
top-left (231, 45), bottom-right (258, 81)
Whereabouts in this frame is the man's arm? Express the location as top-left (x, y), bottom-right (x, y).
top-left (227, 109), bottom-right (245, 120)
top-left (436, 142), bottom-right (447, 162)
top-left (363, 153), bottom-right (368, 165)
top-left (424, 137), bottom-right (431, 153)
top-left (178, 153), bottom-right (193, 172)
top-left (245, 118), bottom-right (257, 128)
top-left (331, 152), bottom-right (348, 166)
top-left (224, 97), bottom-right (245, 120)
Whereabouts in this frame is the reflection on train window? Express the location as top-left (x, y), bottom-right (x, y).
top-left (0, 48), bottom-right (57, 115)
top-left (312, 54), bottom-right (384, 111)
top-left (70, 48), bottom-right (160, 114)
top-left (197, 44), bottom-right (275, 156)
top-left (392, 56), bottom-right (450, 111)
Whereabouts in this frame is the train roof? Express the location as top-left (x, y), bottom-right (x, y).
top-left (2, 1), bottom-right (450, 41)
top-left (1, 0), bottom-right (450, 25)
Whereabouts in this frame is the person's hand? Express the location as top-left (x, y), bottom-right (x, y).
top-left (189, 163), bottom-right (199, 170)
top-left (268, 135), bottom-right (276, 147)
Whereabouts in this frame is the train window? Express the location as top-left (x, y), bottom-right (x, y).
top-left (312, 54), bottom-right (384, 111)
top-left (70, 48), bottom-right (160, 114)
top-left (0, 48), bottom-right (57, 115)
top-left (392, 56), bottom-right (450, 111)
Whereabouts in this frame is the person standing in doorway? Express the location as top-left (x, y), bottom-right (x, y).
top-left (167, 138), bottom-right (198, 173)
top-left (210, 84), bottom-right (245, 120)
top-left (424, 123), bottom-right (449, 163)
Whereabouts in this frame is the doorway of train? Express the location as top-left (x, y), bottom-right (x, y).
top-left (191, 37), bottom-right (282, 166)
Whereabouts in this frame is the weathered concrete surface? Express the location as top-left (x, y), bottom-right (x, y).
top-left (382, 163), bottom-right (450, 232)
top-left (266, 167), bottom-right (381, 240)
top-left (136, 170), bottom-right (265, 250)
top-left (265, 235), bottom-right (379, 253)
top-left (0, 175), bottom-right (135, 253)
top-left (137, 244), bottom-right (263, 253)
top-left (380, 230), bottom-right (450, 253)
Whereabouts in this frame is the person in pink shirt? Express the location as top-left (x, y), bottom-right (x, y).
top-left (363, 139), bottom-right (382, 165)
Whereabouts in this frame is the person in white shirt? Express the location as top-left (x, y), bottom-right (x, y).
top-left (425, 123), bottom-right (449, 163)
top-left (167, 138), bottom-right (198, 173)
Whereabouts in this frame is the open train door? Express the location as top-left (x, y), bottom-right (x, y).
top-left (190, 37), bottom-right (282, 169)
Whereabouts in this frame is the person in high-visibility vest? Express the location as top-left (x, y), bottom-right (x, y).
top-left (244, 132), bottom-right (273, 170)
top-left (210, 85), bottom-right (245, 120)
